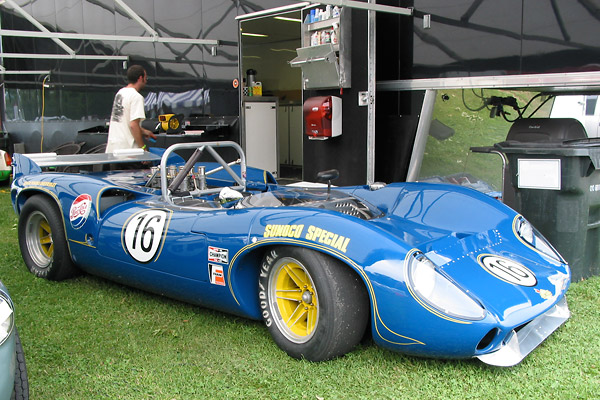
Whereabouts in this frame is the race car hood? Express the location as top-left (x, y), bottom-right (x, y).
top-left (358, 183), bottom-right (570, 323)
top-left (418, 228), bottom-right (569, 323)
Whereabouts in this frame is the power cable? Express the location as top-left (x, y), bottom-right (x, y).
top-left (41, 75), bottom-right (50, 152)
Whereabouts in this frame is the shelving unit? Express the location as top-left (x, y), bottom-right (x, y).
top-left (291, 6), bottom-right (351, 89)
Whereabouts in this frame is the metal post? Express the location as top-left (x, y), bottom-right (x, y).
top-left (366, 0), bottom-right (376, 184)
top-left (113, 0), bottom-right (159, 38)
top-left (406, 89), bottom-right (437, 182)
top-left (2, 0), bottom-right (75, 56)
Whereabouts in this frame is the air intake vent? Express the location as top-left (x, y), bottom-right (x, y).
top-left (333, 201), bottom-right (372, 219)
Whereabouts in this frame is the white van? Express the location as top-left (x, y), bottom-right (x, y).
top-left (550, 95), bottom-right (599, 137)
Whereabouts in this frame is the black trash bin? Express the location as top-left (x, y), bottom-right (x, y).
top-left (474, 118), bottom-right (600, 282)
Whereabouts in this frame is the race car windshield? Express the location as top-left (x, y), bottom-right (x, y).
top-left (239, 188), bottom-right (383, 220)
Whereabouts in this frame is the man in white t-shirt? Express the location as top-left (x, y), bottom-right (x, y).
top-left (106, 65), bottom-right (156, 153)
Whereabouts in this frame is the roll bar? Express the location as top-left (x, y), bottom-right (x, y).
top-left (160, 141), bottom-right (247, 203)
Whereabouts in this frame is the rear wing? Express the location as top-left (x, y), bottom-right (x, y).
top-left (19, 148), bottom-right (160, 168)
top-left (11, 148), bottom-right (161, 181)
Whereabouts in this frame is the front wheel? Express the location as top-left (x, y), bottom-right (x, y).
top-left (18, 195), bottom-right (79, 281)
top-left (259, 246), bottom-right (369, 361)
top-left (11, 329), bottom-right (29, 400)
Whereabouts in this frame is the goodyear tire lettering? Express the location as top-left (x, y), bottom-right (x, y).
top-left (258, 254), bottom-right (277, 328)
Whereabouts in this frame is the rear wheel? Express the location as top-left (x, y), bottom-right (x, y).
top-left (259, 246), bottom-right (369, 361)
top-left (18, 195), bottom-right (79, 280)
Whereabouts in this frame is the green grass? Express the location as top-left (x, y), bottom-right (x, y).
top-left (0, 185), bottom-right (599, 399)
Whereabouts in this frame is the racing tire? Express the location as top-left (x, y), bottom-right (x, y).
top-left (259, 246), bottom-right (369, 361)
top-left (11, 329), bottom-right (29, 400)
top-left (18, 195), bottom-right (79, 281)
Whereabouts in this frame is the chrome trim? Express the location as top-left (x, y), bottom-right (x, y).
top-left (477, 296), bottom-right (570, 367)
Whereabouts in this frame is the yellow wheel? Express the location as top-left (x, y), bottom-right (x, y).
top-left (270, 257), bottom-right (319, 343)
top-left (18, 195), bottom-right (78, 280)
top-left (26, 210), bottom-right (54, 267)
top-left (259, 246), bottom-right (369, 361)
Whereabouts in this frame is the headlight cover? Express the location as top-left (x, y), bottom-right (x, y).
top-left (407, 251), bottom-right (485, 321)
top-left (0, 292), bottom-right (14, 346)
top-left (515, 216), bottom-right (564, 263)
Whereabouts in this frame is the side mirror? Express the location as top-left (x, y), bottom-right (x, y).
top-left (316, 169), bottom-right (339, 197)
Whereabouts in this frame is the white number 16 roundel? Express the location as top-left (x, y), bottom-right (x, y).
top-left (123, 209), bottom-right (170, 263)
top-left (478, 255), bottom-right (537, 287)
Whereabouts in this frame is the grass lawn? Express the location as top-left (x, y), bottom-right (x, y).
top-left (419, 89), bottom-right (555, 190)
top-left (0, 180), bottom-right (599, 399)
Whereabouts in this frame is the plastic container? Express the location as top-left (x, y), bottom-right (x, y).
top-left (491, 118), bottom-right (600, 281)
top-left (252, 82), bottom-right (262, 96)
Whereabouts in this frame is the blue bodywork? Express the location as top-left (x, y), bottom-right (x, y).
top-left (10, 143), bottom-right (571, 365)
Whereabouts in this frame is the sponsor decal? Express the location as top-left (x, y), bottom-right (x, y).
top-left (304, 225), bottom-right (350, 253)
top-left (478, 255), bottom-right (537, 287)
top-left (535, 288), bottom-right (553, 300)
top-left (263, 224), bottom-right (304, 239)
top-left (262, 224), bottom-right (351, 253)
top-left (208, 246), bottom-right (229, 264)
top-left (24, 181), bottom-right (57, 188)
top-left (209, 263), bottom-right (226, 286)
top-left (69, 194), bottom-right (92, 229)
top-left (123, 209), bottom-right (169, 263)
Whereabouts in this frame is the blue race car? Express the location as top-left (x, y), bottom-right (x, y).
top-left (0, 280), bottom-right (28, 400)
top-left (10, 141), bottom-right (570, 366)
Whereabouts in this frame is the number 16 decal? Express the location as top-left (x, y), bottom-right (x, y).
top-left (123, 209), bottom-right (171, 263)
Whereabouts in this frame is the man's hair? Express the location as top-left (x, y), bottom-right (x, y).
top-left (126, 65), bottom-right (146, 84)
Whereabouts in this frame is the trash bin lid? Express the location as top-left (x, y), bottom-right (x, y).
top-left (505, 118), bottom-right (586, 144)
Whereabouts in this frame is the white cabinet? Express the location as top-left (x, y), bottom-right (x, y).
top-left (244, 100), bottom-right (278, 176)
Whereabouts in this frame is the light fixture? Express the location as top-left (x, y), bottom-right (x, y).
top-left (242, 32), bottom-right (269, 38)
top-left (274, 16), bottom-right (302, 23)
